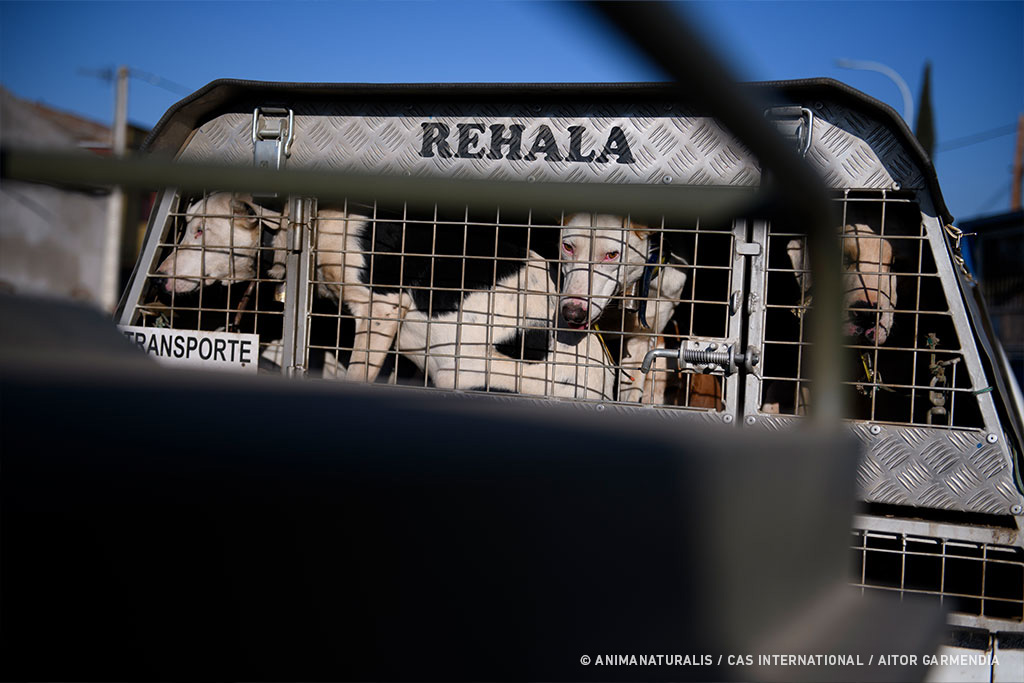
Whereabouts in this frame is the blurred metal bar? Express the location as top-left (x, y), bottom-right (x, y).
top-left (0, 147), bottom-right (760, 224)
top-left (589, 1), bottom-right (843, 424)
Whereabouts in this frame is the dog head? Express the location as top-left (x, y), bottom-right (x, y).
top-left (787, 223), bottom-right (897, 345)
top-left (154, 193), bottom-right (279, 294)
top-left (557, 213), bottom-right (653, 329)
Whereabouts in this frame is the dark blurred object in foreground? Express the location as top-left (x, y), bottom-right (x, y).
top-left (0, 294), bottom-right (941, 681)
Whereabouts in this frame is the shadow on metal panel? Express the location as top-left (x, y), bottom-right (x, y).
top-left (0, 294), bottom-right (942, 681)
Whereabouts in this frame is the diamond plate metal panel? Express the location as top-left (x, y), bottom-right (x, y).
top-left (754, 419), bottom-right (1021, 515)
top-left (176, 98), bottom-right (923, 192)
top-left (857, 426), bottom-right (1020, 515)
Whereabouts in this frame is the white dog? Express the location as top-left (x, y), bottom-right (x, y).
top-left (154, 193), bottom-right (276, 293)
top-left (557, 213), bottom-right (689, 403)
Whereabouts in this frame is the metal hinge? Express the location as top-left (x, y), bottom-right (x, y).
top-left (765, 106), bottom-right (814, 157)
top-left (252, 106), bottom-right (295, 175)
top-left (640, 340), bottom-right (760, 377)
top-left (279, 196), bottom-right (314, 378)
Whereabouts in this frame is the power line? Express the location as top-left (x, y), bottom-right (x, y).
top-left (935, 123), bottom-right (1018, 153)
top-left (78, 66), bottom-right (192, 96)
top-left (127, 69), bottom-right (192, 96)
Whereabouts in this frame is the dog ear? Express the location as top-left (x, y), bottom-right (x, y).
top-left (630, 220), bottom-right (652, 240)
top-left (230, 195), bottom-right (258, 219)
top-left (233, 195), bottom-right (286, 230)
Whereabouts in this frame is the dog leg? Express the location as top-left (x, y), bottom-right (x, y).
top-left (345, 288), bottom-right (410, 383)
top-left (618, 264), bottom-right (685, 404)
top-left (618, 335), bottom-right (670, 404)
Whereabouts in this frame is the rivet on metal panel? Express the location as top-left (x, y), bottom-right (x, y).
top-left (891, 181), bottom-right (901, 190)
top-left (532, 104), bottom-right (542, 113)
top-left (745, 416), bottom-right (756, 426)
top-left (1012, 504), bottom-right (1023, 515)
top-left (869, 425), bottom-right (882, 436)
top-left (596, 404), bottom-right (606, 412)
top-left (814, 101), bottom-right (824, 110)
top-left (723, 414), bottom-right (734, 424)
top-left (662, 175), bottom-right (673, 184)
top-left (986, 433), bottom-right (998, 444)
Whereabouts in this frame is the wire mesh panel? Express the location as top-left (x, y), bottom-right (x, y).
top-left (300, 202), bottom-right (739, 411)
top-left (121, 191), bottom-right (289, 371)
top-left (851, 528), bottom-right (1024, 623)
top-left (754, 190), bottom-right (983, 429)
top-left (122, 192), bottom-right (740, 411)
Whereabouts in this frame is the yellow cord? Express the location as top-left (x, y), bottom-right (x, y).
top-left (593, 324), bottom-right (634, 382)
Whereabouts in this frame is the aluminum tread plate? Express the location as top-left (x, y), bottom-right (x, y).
top-left (756, 416), bottom-right (1022, 515)
top-left (177, 99), bottom-right (922, 191)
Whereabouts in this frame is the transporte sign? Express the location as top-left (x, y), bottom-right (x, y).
top-left (118, 326), bottom-right (260, 373)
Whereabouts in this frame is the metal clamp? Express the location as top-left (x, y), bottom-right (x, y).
top-left (252, 107), bottom-right (295, 171)
top-left (639, 340), bottom-right (759, 377)
top-left (764, 106), bottom-right (814, 157)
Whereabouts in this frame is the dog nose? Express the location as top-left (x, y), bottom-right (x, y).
top-left (848, 303), bottom-right (882, 341)
top-left (561, 300), bottom-right (588, 326)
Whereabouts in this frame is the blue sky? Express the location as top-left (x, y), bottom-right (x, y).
top-left (1, 1), bottom-right (1021, 222)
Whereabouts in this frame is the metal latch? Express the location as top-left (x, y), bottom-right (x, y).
top-left (764, 106), bottom-right (814, 157)
top-left (639, 340), bottom-right (759, 377)
top-left (252, 107), bottom-right (295, 171)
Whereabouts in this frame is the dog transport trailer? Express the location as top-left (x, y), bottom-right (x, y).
top-left (117, 79), bottom-right (1024, 677)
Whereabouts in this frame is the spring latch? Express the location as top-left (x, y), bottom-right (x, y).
top-left (640, 341), bottom-right (759, 377)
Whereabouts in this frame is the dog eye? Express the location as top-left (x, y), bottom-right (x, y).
top-left (562, 241), bottom-right (574, 255)
top-left (604, 250), bottom-right (619, 261)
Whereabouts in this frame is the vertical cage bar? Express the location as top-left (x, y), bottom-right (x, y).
top-left (118, 188), bottom-right (179, 325)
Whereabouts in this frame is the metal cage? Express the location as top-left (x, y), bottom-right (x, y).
top-left (126, 191), bottom-right (739, 412)
top-left (116, 80), bottom-right (1024, 640)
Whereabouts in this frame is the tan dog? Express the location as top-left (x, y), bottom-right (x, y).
top-left (786, 223), bottom-right (897, 345)
top-left (763, 222), bottom-right (898, 415)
